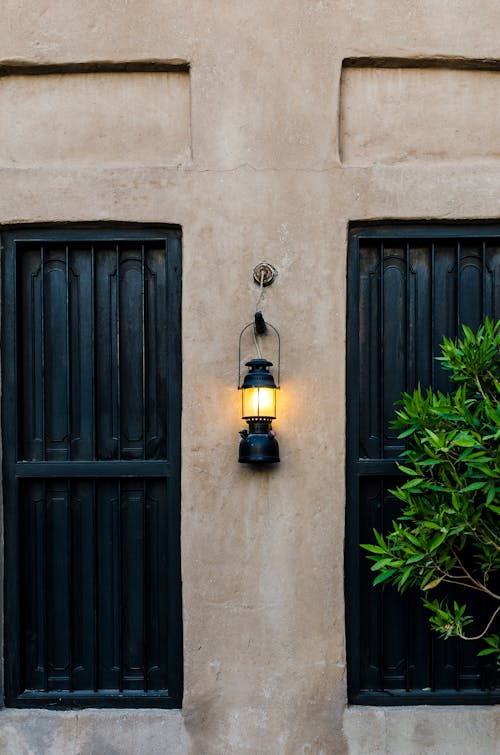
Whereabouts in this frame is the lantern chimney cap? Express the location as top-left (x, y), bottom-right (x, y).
top-left (245, 358), bottom-right (273, 370)
top-left (241, 359), bottom-right (277, 390)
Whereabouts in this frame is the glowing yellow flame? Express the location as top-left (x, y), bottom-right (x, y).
top-left (241, 386), bottom-right (277, 419)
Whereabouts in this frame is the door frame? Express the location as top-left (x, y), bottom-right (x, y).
top-left (1, 224), bottom-right (183, 708)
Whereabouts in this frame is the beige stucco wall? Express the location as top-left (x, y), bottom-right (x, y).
top-left (0, 2), bottom-right (499, 753)
top-left (341, 65), bottom-right (500, 165)
top-left (0, 71), bottom-right (191, 166)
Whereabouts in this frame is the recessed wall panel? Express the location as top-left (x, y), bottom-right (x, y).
top-left (0, 72), bottom-right (190, 166)
top-left (341, 65), bottom-right (500, 165)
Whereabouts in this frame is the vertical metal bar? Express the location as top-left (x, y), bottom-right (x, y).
top-left (378, 478), bottom-right (385, 691)
top-left (143, 478), bottom-right (148, 692)
top-left (457, 240), bottom-right (462, 332)
top-left (68, 479), bottom-right (73, 691)
top-left (91, 245), bottom-right (96, 460)
top-left (3, 233), bottom-right (23, 702)
top-left (118, 479), bottom-right (123, 693)
top-left (116, 244), bottom-right (121, 458)
top-left (65, 245), bottom-right (71, 460)
top-left (141, 244), bottom-right (146, 460)
top-left (405, 241), bottom-right (410, 392)
top-left (379, 242), bottom-right (384, 458)
top-left (431, 242), bottom-right (435, 388)
top-left (141, 244), bottom-right (148, 689)
top-left (430, 633), bottom-right (436, 691)
top-left (90, 248), bottom-right (98, 692)
top-left (65, 249), bottom-right (74, 691)
top-left (43, 479), bottom-right (49, 692)
top-left (404, 246), bottom-right (412, 684)
top-left (405, 588), bottom-right (410, 691)
top-left (41, 246), bottom-right (46, 460)
top-left (345, 232), bottom-right (362, 701)
top-left (93, 479), bottom-right (98, 692)
top-left (41, 246), bottom-right (48, 690)
top-left (482, 240), bottom-right (487, 320)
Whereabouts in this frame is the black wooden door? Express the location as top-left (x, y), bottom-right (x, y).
top-left (346, 225), bottom-right (500, 704)
top-left (2, 227), bottom-right (182, 707)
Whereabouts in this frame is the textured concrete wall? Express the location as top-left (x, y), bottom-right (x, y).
top-left (341, 65), bottom-right (500, 165)
top-left (0, 1), bottom-right (499, 753)
top-left (0, 72), bottom-right (191, 166)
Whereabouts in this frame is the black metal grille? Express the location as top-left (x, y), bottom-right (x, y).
top-left (2, 227), bottom-right (182, 708)
top-left (346, 224), bottom-right (500, 705)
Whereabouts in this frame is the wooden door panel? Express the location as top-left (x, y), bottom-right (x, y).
top-left (3, 227), bottom-right (182, 708)
top-left (347, 225), bottom-right (500, 704)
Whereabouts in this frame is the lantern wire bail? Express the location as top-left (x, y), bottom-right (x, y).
top-left (238, 317), bottom-right (280, 389)
top-left (238, 262), bottom-right (280, 387)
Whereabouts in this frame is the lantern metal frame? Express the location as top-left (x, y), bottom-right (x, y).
top-left (237, 317), bottom-right (280, 464)
top-left (238, 320), bottom-right (280, 390)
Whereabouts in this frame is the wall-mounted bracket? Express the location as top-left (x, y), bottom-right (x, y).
top-left (253, 262), bottom-right (277, 287)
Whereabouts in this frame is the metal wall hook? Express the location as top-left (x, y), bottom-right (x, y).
top-left (253, 262), bottom-right (277, 287)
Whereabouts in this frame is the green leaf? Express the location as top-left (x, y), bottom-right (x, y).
top-left (482, 634), bottom-right (500, 648)
top-left (422, 576), bottom-right (443, 590)
top-left (453, 437), bottom-right (477, 448)
top-left (429, 531), bottom-right (447, 551)
top-left (477, 648), bottom-right (499, 656)
top-left (406, 554), bottom-right (425, 564)
top-left (424, 429), bottom-right (440, 445)
top-left (373, 569), bottom-right (396, 586)
top-left (401, 478), bottom-right (425, 490)
top-left (361, 543), bottom-right (388, 555)
top-left (398, 566), bottom-right (414, 588)
top-left (397, 427), bottom-right (416, 439)
top-left (370, 558), bottom-right (397, 570)
top-left (396, 464), bottom-right (420, 477)
top-left (461, 481), bottom-right (485, 492)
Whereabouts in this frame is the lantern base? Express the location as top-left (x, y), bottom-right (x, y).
top-left (238, 421), bottom-right (280, 464)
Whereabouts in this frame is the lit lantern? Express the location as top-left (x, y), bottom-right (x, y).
top-left (238, 264), bottom-right (280, 464)
top-left (238, 325), bottom-right (280, 464)
top-left (241, 359), bottom-right (277, 421)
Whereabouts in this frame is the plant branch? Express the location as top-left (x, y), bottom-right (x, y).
top-left (451, 548), bottom-right (500, 600)
top-left (478, 521), bottom-right (500, 551)
top-left (459, 605), bottom-right (500, 642)
top-left (429, 558), bottom-right (496, 595)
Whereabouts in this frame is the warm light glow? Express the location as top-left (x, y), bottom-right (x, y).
top-left (242, 386), bottom-right (277, 419)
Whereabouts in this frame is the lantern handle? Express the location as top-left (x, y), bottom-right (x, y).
top-left (238, 318), bottom-right (280, 388)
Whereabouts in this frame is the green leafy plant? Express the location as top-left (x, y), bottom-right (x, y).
top-left (362, 318), bottom-right (500, 667)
